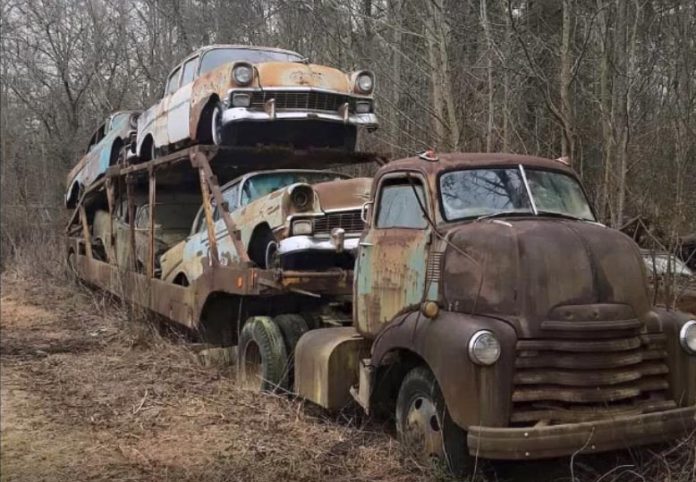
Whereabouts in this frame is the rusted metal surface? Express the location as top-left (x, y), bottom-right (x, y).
top-left (78, 205), bottom-right (93, 259)
top-left (147, 169), bottom-right (156, 278)
top-left (198, 167), bottom-right (220, 267)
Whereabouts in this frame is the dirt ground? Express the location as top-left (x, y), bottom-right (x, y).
top-left (1, 272), bottom-right (694, 482)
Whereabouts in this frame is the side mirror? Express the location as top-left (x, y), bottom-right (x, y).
top-left (360, 201), bottom-right (374, 225)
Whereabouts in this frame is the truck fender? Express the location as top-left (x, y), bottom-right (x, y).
top-left (370, 310), bottom-right (518, 429)
top-left (650, 308), bottom-right (696, 405)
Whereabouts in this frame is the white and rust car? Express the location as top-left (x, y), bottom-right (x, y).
top-left (159, 170), bottom-right (371, 285)
top-left (136, 45), bottom-right (377, 160)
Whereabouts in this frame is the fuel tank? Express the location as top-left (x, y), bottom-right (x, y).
top-left (442, 219), bottom-right (652, 338)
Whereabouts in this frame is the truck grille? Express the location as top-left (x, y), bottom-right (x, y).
top-left (250, 91), bottom-right (354, 113)
top-left (511, 332), bottom-right (675, 424)
top-left (314, 210), bottom-right (364, 235)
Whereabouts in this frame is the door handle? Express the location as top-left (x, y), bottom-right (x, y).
top-left (359, 241), bottom-right (373, 247)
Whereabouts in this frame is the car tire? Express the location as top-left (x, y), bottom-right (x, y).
top-left (238, 316), bottom-right (289, 392)
top-left (211, 103), bottom-right (226, 146)
top-left (396, 366), bottom-right (473, 477)
top-left (109, 139), bottom-right (123, 166)
top-left (249, 228), bottom-right (275, 269)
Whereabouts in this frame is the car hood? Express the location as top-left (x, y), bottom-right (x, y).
top-left (313, 177), bottom-right (372, 211)
top-left (441, 218), bottom-right (652, 338)
top-left (254, 62), bottom-right (353, 92)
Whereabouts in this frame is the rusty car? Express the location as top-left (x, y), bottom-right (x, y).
top-left (158, 169), bottom-right (371, 285)
top-left (66, 111), bottom-right (140, 208)
top-left (92, 191), bottom-right (200, 273)
top-left (136, 45), bottom-right (377, 160)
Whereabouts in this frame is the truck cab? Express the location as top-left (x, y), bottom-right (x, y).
top-left (294, 152), bottom-right (696, 475)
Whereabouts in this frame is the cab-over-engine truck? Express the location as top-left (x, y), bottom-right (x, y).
top-left (289, 152), bottom-right (696, 474)
top-left (67, 147), bottom-right (696, 476)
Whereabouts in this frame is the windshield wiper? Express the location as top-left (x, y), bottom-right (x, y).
top-left (476, 210), bottom-right (534, 221)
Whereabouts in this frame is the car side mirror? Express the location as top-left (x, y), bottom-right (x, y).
top-left (361, 201), bottom-right (374, 225)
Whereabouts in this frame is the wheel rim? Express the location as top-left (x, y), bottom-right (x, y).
top-left (211, 106), bottom-right (223, 145)
top-left (265, 241), bottom-right (279, 269)
top-left (404, 396), bottom-right (445, 461)
top-left (150, 142), bottom-right (156, 161)
top-left (241, 340), bottom-right (263, 390)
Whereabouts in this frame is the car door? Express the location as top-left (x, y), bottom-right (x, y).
top-left (355, 172), bottom-right (431, 336)
top-left (215, 182), bottom-right (242, 265)
top-left (168, 56), bottom-right (198, 144)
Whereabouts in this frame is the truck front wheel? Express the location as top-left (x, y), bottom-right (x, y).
top-left (238, 316), bottom-right (289, 392)
top-left (395, 366), bottom-right (472, 476)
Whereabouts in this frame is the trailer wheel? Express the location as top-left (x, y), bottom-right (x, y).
top-left (396, 366), bottom-right (472, 476)
top-left (238, 316), bottom-right (289, 392)
top-left (273, 314), bottom-right (309, 386)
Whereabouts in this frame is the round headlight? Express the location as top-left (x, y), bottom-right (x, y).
top-left (468, 330), bottom-right (501, 366)
top-left (233, 64), bottom-right (253, 85)
top-left (290, 185), bottom-right (314, 211)
top-left (356, 73), bottom-right (373, 94)
top-left (680, 320), bottom-right (696, 354)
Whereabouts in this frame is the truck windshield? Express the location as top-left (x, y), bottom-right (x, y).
top-left (200, 48), bottom-right (303, 75)
top-left (439, 167), bottom-right (595, 222)
top-left (240, 171), bottom-right (349, 206)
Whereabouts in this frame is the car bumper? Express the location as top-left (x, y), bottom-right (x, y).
top-left (221, 107), bottom-right (378, 128)
top-left (278, 236), bottom-right (360, 255)
top-left (467, 406), bottom-right (696, 460)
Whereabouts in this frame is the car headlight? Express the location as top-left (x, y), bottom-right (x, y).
top-left (680, 320), bottom-right (696, 354)
top-left (355, 101), bottom-right (372, 114)
top-left (292, 219), bottom-right (313, 236)
top-left (233, 63), bottom-right (253, 86)
top-left (231, 92), bottom-right (251, 107)
top-left (290, 185), bottom-right (314, 211)
top-left (355, 72), bottom-right (373, 94)
top-left (468, 330), bottom-right (501, 366)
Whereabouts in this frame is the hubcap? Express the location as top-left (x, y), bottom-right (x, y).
top-left (404, 396), bottom-right (445, 460)
top-left (265, 241), bottom-right (279, 269)
top-left (241, 340), bottom-right (262, 390)
top-left (211, 106), bottom-right (223, 145)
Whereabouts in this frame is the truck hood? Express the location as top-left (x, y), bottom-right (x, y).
top-left (254, 62), bottom-right (352, 92)
top-left (442, 219), bottom-right (652, 338)
top-left (312, 177), bottom-right (372, 211)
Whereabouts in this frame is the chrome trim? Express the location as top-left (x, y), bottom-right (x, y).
top-left (226, 86), bottom-right (373, 99)
top-left (468, 330), bottom-right (501, 366)
top-left (221, 108), bottom-right (377, 126)
top-left (278, 235), bottom-right (360, 255)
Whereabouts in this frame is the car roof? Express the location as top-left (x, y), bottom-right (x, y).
top-left (220, 169), bottom-right (350, 191)
top-left (181, 44), bottom-right (303, 63)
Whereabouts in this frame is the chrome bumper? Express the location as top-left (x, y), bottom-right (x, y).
top-left (278, 236), bottom-right (360, 255)
top-left (221, 107), bottom-right (378, 127)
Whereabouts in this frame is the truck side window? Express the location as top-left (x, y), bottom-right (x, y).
top-left (376, 177), bottom-right (428, 229)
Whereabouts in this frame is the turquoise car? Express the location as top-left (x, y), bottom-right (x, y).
top-left (65, 111), bottom-right (140, 208)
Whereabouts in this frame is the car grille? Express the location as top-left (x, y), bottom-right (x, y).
top-left (314, 210), bottom-right (364, 235)
top-left (511, 328), bottom-right (675, 425)
top-left (250, 91), bottom-right (355, 113)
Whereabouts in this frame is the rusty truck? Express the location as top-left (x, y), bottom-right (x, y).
top-left (67, 148), bottom-right (696, 476)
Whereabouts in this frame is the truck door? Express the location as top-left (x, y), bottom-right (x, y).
top-left (168, 56), bottom-right (198, 144)
top-left (355, 173), bottom-right (431, 336)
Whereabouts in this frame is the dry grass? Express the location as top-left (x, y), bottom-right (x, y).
top-left (1, 236), bottom-right (694, 481)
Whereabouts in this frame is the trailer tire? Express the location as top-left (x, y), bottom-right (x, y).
top-left (273, 314), bottom-right (309, 386)
top-left (396, 366), bottom-right (472, 477)
top-left (238, 316), bottom-right (289, 392)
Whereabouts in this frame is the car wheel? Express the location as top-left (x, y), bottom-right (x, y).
top-left (265, 240), bottom-right (280, 270)
top-left (238, 316), bottom-right (289, 392)
top-left (249, 227), bottom-right (275, 268)
top-left (396, 366), bottom-right (473, 476)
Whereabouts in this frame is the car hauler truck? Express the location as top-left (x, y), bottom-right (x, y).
top-left (67, 149), bottom-right (696, 476)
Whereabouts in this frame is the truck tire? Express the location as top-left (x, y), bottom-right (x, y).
top-left (396, 366), bottom-right (472, 476)
top-left (238, 316), bottom-right (289, 392)
top-left (273, 314), bottom-right (309, 387)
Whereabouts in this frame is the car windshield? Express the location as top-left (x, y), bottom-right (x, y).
top-left (439, 167), bottom-right (595, 222)
top-left (240, 171), bottom-right (349, 206)
top-left (199, 47), bottom-right (303, 75)
top-left (643, 254), bottom-right (694, 277)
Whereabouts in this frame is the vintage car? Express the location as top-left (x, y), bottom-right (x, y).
top-left (92, 191), bottom-right (200, 274)
top-left (642, 250), bottom-right (696, 314)
top-left (65, 111), bottom-right (140, 208)
top-left (136, 44), bottom-right (377, 160)
top-left (159, 169), bottom-right (371, 285)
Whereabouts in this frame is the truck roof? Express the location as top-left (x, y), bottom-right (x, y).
top-left (381, 152), bottom-right (576, 176)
